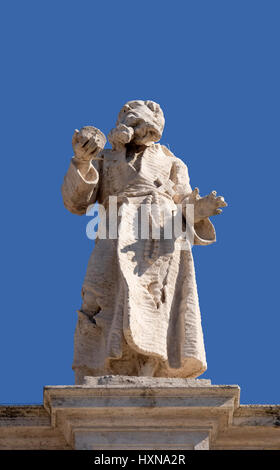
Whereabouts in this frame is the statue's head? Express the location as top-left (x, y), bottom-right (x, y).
top-left (108, 100), bottom-right (165, 149)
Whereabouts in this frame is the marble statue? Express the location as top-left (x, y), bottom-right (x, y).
top-left (61, 100), bottom-right (227, 384)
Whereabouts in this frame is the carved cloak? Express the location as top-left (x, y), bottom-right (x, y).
top-left (61, 143), bottom-right (216, 378)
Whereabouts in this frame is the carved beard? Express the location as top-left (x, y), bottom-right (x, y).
top-left (107, 124), bottom-right (134, 149)
top-left (108, 121), bottom-right (160, 149)
top-left (132, 121), bottom-right (159, 145)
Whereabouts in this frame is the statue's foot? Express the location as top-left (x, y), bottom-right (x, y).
top-left (138, 358), bottom-right (158, 377)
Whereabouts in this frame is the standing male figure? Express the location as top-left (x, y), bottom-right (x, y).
top-left (61, 100), bottom-right (227, 384)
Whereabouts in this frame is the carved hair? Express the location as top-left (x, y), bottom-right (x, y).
top-left (116, 100), bottom-right (165, 132)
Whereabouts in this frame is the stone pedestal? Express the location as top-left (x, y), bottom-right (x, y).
top-left (1, 377), bottom-right (279, 449)
top-left (44, 376), bottom-right (240, 450)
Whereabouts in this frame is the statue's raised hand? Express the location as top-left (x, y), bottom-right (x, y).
top-left (72, 126), bottom-right (106, 161)
top-left (190, 188), bottom-right (227, 223)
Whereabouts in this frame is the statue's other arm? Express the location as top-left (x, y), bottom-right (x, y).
top-left (61, 127), bottom-right (106, 215)
top-left (61, 158), bottom-right (100, 215)
top-left (163, 146), bottom-right (226, 245)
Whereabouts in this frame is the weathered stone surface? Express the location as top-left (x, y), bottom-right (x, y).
top-left (0, 405), bottom-right (70, 450)
top-left (0, 379), bottom-right (279, 450)
top-left (213, 404), bottom-right (280, 450)
top-left (44, 377), bottom-right (239, 450)
top-left (81, 375), bottom-right (212, 387)
top-left (61, 100), bottom-right (227, 383)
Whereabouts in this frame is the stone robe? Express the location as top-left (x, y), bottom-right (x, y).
top-left (61, 143), bottom-right (216, 378)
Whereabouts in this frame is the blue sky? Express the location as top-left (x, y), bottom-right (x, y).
top-left (0, 1), bottom-right (279, 405)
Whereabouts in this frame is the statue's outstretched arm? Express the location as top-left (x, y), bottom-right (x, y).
top-left (169, 154), bottom-right (227, 245)
top-left (61, 127), bottom-right (106, 215)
